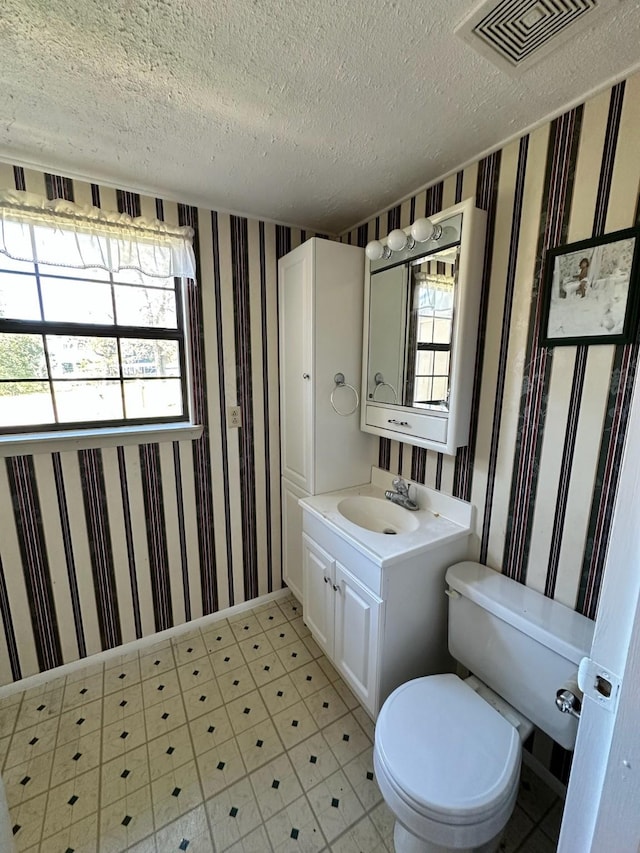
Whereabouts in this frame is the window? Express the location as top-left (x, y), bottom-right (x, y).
top-left (0, 190), bottom-right (196, 436)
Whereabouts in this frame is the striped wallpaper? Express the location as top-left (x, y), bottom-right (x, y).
top-left (0, 164), bottom-right (317, 687)
top-left (343, 72), bottom-right (640, 625)
top-left (1, 70), bottom-right (639, 688)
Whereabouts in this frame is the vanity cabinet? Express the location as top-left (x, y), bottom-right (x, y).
top-left (303, 534), bottom-right (382, 711)
top-left (301, 497), bottom-right (471, 718)
top-left (279, 238), bottom-right (376, 600)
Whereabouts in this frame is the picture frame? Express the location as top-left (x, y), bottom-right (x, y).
top-left (540, 226), bottom-right (640, 347)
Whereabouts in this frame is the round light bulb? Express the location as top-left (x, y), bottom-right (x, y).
top-left (387, 229), bottom-right (408, 252)
top-left (365, 240), bottom-right (385, 261)
top-left (410, 217), bottom-right (436, 243)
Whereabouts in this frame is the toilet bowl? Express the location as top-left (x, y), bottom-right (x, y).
top-left (373, 561), bottom-right (595, 853)
top-left (374, 674), bottom-right (527, 853)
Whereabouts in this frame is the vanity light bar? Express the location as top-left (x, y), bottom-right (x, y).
top-left (365, 218), bottom-right (443, 261)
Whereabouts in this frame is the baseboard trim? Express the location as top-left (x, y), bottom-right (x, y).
top-left (0, 588), bottom-right (292, 700)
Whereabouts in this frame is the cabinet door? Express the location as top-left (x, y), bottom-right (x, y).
top-left (302, 535), bottom-right (334, 656)
top-left (334, 562), bottom-right (382, 715)
top-left (281, 479), bottom-right (308, 602)
top-left (279, 246), bottom-right (314, 492)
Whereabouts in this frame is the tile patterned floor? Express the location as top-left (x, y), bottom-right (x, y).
top-left (0, 593), bottom-right (563, 852)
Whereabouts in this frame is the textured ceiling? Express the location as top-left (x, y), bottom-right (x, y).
top-left (1, 0), bottom-right (640, 233)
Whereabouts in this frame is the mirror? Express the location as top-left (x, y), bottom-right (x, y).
top-left (367, 244), bottom-right (459, 411)
top-left (361, 200), bottom-right (486, 453)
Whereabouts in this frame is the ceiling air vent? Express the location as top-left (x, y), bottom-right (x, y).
top-left (456, 0), bottom-right (610, 75)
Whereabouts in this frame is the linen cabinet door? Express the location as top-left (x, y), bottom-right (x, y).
top-left (333, 562), bottom-right (382, 716)
top-left (302, 534), bottom-right (334, 656)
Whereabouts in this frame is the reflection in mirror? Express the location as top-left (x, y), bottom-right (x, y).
top-left (366, 244), bottom-right (459, 412)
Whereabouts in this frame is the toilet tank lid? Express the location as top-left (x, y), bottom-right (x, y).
top-left (446, 562), bottom-right (594, 664)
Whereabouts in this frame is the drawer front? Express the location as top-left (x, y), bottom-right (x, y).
top-left (365, 404), bottom-right (448, 444)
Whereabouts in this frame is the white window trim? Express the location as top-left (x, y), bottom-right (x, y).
top-left (0, 422), bottom-right (203, 457)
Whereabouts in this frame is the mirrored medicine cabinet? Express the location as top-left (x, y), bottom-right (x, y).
top-left (360, 198), bottom-right (487, 454)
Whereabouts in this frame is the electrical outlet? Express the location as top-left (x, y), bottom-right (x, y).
top-left (227, 405), bottom-right (242, 429)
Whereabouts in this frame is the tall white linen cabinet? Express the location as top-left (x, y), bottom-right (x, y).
top-left (279, 238), bottom-right (376, 600)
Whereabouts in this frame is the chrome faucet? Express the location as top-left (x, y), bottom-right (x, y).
top-left (384, 478), bottom-right (419, 511)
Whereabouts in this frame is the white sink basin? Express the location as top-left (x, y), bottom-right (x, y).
top-left (337, 496), bottom-right (420, 535)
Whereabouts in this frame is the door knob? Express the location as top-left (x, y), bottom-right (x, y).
top-left (302, 373), bottom-right (310, 379)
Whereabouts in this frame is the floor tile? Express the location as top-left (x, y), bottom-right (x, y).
top-left (303, 685), bottom-right (348, 729)
top-left (246, 653), bottom-right (287, 688)
top-left (229, 614), bottom-right (264, 642)
top-left (99, 784), bottom-right (155, 853)
top-left (141, 673), bottom-right (182, 709)
top-left (288, 733), bottom-right (340, 791)
top-left (182, 680), bottom-right (224, 721)
top-left (10, 790), bottom-right (50, 849)
top-left (205, 776), bottom-right (263, 851)
top-left (210, 645), bottom-right (247, 675)
top-left (5, 717), bottom-right (60, 769)
top-left (197, 737), bottom-right (247, 800)
top-left (38, 810), bottom-right (99, 853)
top-left (518, 827), bottom-right (558, 852)
top-left (226, 824), bottom-right (274, 852)
top-left (540, 798), bottom-right (564, 844)
top-left (342, 746), bottom-right (381, 810)
top-left (153, 803), bottom-right (212, 853)
top-left (275, 640), bottom-right (314, 674)
top-left (329, 815), bottom-right (388, 853)
top-left (307, 769), bottom-right (364, 843)
top-left (150, 759), bottom-right (204, 830)
top-left (144, 692), bottom-right (188, 738)
top-left (254, 604), bottom-right (288, 631)
top-left (0, 699), bottom-right (23, 739)
top-left (103, 682), bottom-right (145, 726)
top-left (235, 718), bottom-right (285, 773)
top-left (259, 674), bottom-right (302, 715)
top-left (201, 621), bottom-right (236, 653)
top-left (226, 691), bottom-right (270, 735)
top-left (498, 804), bottom-right (536, 852)
top-left (56, 701), bottom-right (103, 751)
top-left (176, 658), bottom-right (215, 693)
top-left (146, 726), bottom-right (194, 781)
top-left (41, 766), bottom-right (100, 840)
top-left (101, 744), bottom-right (151, 806)
top-left (368, 802), bottom-right (395, 851)
top-left (50, 730), bottom-right (103, 784)
top-left (271, 700), bottom-right (319, 749)
top-left (188, 705), bottom-right (235, 756)
top-left (62, 671), bottom-right (104, 711)
top-left (139, 648), bottom-right (175, 681)
top-left (288, 661), bottom-right (331, 699)
top-left (104, 659), bottom-right (142, 694)
top-left (277, 598), bottom-right (303, 623)
top-left (239, 633), bottom-right (275, 664)
top-left (4, 749), bottom-right (55, 808)
top-left (217, 665), bottom-right (259, 703)
top-left (172, 635), bottom-right (208, 666)
top-left (249, 753), bottom-right (303, 821)
top-left (517, 764), bottom-right (559, 823)
top-left (322, 716), bottom-right (370, 765)
top-left (265, 624), bottom-right (301, 651)
top-left (265, 794), bottom-right (326, 853)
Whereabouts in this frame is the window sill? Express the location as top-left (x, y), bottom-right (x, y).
top-left (0, 423), bottom-right (204, 457)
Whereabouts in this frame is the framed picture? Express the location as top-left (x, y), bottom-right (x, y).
top-left (540, 226), bottom-right (640, 347)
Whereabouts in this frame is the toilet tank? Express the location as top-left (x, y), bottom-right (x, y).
top-left (446, 562), bottom-right (594, 750)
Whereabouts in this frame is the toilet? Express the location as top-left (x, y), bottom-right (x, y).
top-left (373, 561), bottom-right (594, 853)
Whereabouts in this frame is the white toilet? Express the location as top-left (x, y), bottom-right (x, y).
top-left (373, 561), bottom-right (594, 853)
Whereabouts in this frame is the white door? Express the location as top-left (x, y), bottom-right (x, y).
top-left (333, 562), bottom-right (382, 715)
top-left (279, 244), bottom-right (314, 491)
top-left (559, 378), bottom-right (640, 851)
top-left (281, 478), bottom-right (307, 601)
top-left (302, 535), bottom-right (334, 655)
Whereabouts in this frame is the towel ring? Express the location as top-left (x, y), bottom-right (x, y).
top-left (331, 373), bottom-right (359, 416)
top-left (372, 372), bottom-right (398, 403)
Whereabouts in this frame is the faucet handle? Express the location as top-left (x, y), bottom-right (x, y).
top-left (392, 477), bottom-right (409, 495)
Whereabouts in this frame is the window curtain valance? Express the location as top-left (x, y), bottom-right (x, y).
top-left (0, 189), bottom-right (197, 280)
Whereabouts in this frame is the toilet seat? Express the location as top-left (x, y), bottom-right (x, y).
top-left (374, 674), bottom-right (522, 846)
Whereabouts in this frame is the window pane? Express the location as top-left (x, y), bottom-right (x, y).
top-left (0, 274), bottom-right (42, 320)
top-left (0, 254), bottom-right (36, 274)
top-left (124, 378), bottom-right (183, 419)
top-left (434, 351), bottom-right (450, 375)
top-left (417, 316), bottom-right (433, 343)
top-left (113, 269), bottom-right (174, 289)
top-left (416, 350), bottom-right (434, 375)
top-left (121, 339), bottom-right (180, 377)
top-left (0, 334), bottom-right (47, 379)
top-left (53, 381), bottom-right (123, 423)
top-left (36, 263), bottom-right (110, 281)
top-left (433, 318), bottom-right (452, 344)
top-left (414, 376), bottom-right (433, 402)
top-left (41, 278), bottom-right (114, 324)
top-left (47, 336), bottom-right (119, 379)
top-left (0, 382), bottom-right (53, 427)
top-left (432, 377), bottom-right (448, 401)
top-left (114, 285), bottom-right (177, 328)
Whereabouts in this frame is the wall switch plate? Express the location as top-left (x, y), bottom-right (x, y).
top-left (227, 405), bottom-right (242, 428)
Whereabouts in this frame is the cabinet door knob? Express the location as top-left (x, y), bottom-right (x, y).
top-left (302, 373), bottom-right (310, 379)
top-left (332, 584), bottom-right (340, 592)
top-left (323, 576), bottom-right (330, 584)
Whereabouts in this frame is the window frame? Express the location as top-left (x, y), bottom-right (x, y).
top-left (0, 261), bottom-right (195, 437)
